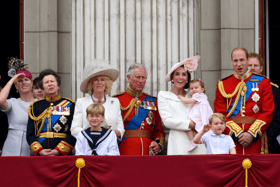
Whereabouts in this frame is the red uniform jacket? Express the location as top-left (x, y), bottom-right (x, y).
top-left (115, 88), bottom-right (165, 155)
top-left (214, 71), bottom-right (274, 154)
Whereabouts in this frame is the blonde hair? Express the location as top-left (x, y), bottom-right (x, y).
top-left (86, 76), bottom-right (113, 95)
top-left (209, 113), bottom-right (226, 125)
top-left (189, 79), bottom-right (205, 93)
top-left (86, 103), bottom-right (105, 116)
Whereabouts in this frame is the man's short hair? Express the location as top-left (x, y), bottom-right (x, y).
top-left (127, 63), bottom-right (147, 77)
top-left (231, 47), bottom-right (248, 60)
top-left (86, 103), bottom-right (105, 116)
top-left (248, 52), bottom-right (264, 67)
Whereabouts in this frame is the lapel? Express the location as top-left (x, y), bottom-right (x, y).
top-left (106, 96), bottom-right (114, 115)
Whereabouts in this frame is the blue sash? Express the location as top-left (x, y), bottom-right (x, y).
top-left (228, 75), bottom-right (264, 117)
top-left (37, 101), bottom-right (73, 144)
top-left (125, 95), bottom-right (156, 130)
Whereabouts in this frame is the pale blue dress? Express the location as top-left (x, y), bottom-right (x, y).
top-left (1, 98), bottom-right (33, 156)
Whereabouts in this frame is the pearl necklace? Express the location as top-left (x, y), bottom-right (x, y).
top-left (92, 95), bottom-right (105, 103)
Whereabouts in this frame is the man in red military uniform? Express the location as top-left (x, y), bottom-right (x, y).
top-left (114, 63), bottom-right (165, 155)
top-left (214, 47), bottom-right (274, 154)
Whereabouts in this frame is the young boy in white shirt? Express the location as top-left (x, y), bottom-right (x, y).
top-left (193, 113), bottom-right (236, 154)
top-left (75, 103), bottom-right (120, 155)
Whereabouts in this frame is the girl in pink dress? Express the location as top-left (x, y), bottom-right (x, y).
top-left (178, 79), bottom-right (213, 152)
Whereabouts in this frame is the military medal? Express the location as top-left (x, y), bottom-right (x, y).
top-left (251, 92), bottom-right (260, 103)
top-left (59, 115), bottom-right (68, 125)
top-left (253, 104), bottom-right (259, 113)
top-left (251, 83), bottom-right (255, 92)
top-left (53, 123), bottom-right (62, 132)
top-left (255, 83), bottom-right (259, 91)
top-left (63, 106), bottom-right (70, 116)
top-left (148, 111), bottom-right (154, 120)
top-left (145, 117), bottom-right (152, 125)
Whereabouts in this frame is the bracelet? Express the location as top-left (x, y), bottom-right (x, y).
top-left (7, 82), bottom-right (13, 86)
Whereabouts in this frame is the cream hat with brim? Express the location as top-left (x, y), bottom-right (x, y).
top-left (80, 59), bottom-right (119, 93)
top-left (165, 56), bottom-right (200, 82)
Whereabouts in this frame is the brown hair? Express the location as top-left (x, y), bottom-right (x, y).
top-left (248, 52), bottom-right (264, 67)
top-left (231, 47), bottom-right (248, 60)
top-left (38, 69), bottom-right (61, 90)
top-left (189, 79), bottom-right (205, 93)
top-left (170, 65), bottom-right (191, 89)
top-left (209, 113), bottom-right (226, 125)
top-left (86, 103), bottom-right (105, 116)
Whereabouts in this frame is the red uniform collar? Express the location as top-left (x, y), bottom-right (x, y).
top-left (126, 87), bottom-right (143, 98)
top-left (233, 70), bottom-right (252, 81)
top-left (46, 93), bottom-right (61, 102)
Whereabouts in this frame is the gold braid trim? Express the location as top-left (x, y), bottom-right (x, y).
top-left (248, 119), bottom-right (265, 138)
top-left (226, 121), bottom-right (243, 137)
top-left (218, 80), bottom-right (247, 118)
top-left (271, 82), bottom-right (279, 88)
top-left (28, 103), bottom-right (53, 138)
top-left (120, 98), bottom-right (138, 121)
top-left (62, 97), bottom-right (76, 104)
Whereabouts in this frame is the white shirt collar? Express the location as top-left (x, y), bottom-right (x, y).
top-left (209, 130), bottom-right (226, 137)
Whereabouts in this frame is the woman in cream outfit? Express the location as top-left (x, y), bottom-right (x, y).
top-left (71, 59), bottom-right (124, 140)
top-left (158, 56), bottom-right (206, 155)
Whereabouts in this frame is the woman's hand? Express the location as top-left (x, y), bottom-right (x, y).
top-left (48, 149), bottom-right (61, 156)
top-left (38, 149), bottom-right (52, 156)
top-left (10, 73), bottom-right (26, 84)
top-left (114, 130), bottom-right (121, 139)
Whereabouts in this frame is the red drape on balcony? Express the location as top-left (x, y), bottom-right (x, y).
top-left (1, 154), bottom-right (279, 187)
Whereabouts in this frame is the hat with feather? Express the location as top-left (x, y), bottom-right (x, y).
top-left (7, 57), bottom-right (32, 79)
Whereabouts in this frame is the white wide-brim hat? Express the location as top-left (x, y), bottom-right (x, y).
top-left (165, 56), bottom-right (200, 82)
top-left (80, 59), bottom-right (119, 93)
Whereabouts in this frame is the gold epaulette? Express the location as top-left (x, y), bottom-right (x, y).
top-left (32, 98), bottom-right (46, 105)
top-left (251, 72), bottom-right (265, 77)
top-left (113, 92), bottom-right (124, 97)
top-left (219, 74), bottom-right (233, 82)
top-left (271, 82), bottom-right (279, 88)
top-left (62, 97), bottom-right (76, 104)
top-left (144, 93), bottom-right (157, 99)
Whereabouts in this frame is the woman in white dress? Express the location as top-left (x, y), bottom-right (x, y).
top-left (71, 59), bottom-right (124, 140)
top-left (158, 56), bottom-right (206, 155)
top-left (0, 58), bottom-right (36, 156)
